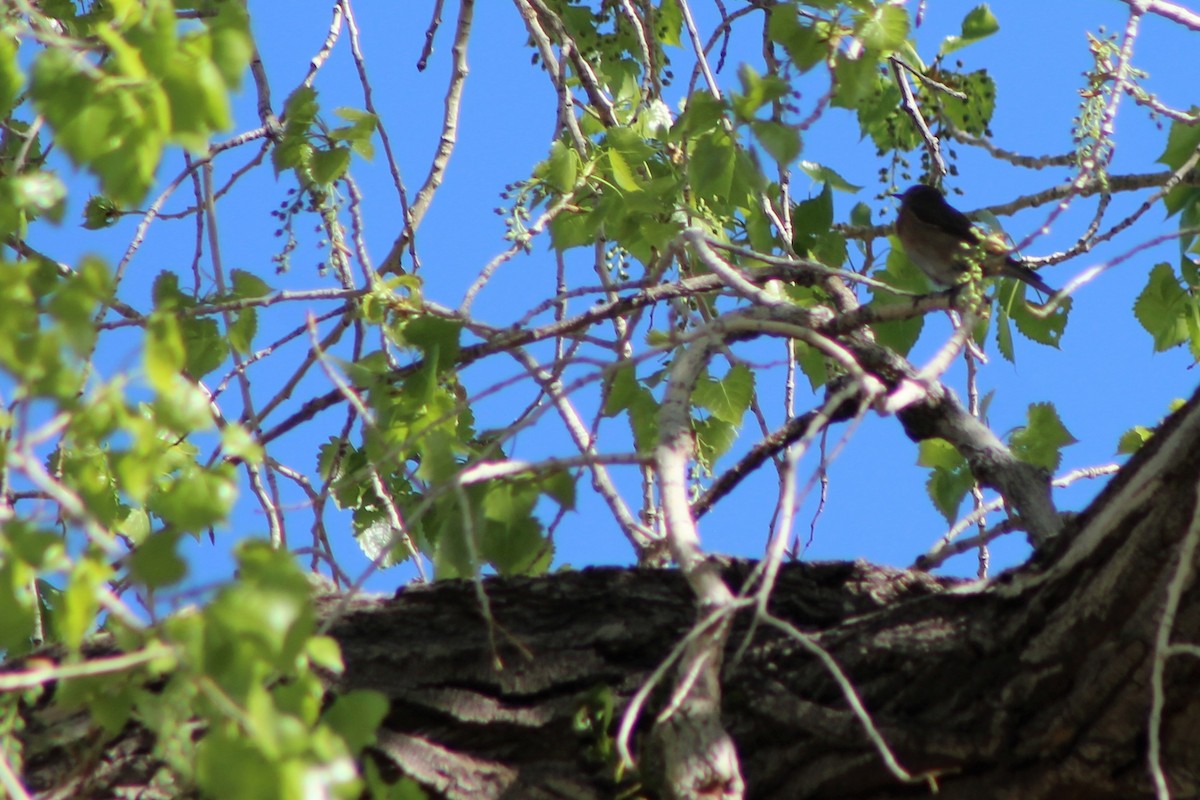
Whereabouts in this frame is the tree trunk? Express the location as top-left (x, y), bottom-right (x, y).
top-left (14, 384), bottom-right (1200, 799)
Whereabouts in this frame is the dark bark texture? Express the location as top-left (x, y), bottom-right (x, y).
top-left (12, 383), bottom-right (1200, 799)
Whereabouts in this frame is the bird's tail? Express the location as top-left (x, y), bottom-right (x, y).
top-left (1001, 257), bottom-right (1055, 296)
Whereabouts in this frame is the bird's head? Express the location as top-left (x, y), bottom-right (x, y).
top-left (892, 184), bottom-right (947, 212)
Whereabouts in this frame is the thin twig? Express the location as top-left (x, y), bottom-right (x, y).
top-left (889, 56), bottom-right (947, 178)
top-left (380, 0), bottom-right (474, 275)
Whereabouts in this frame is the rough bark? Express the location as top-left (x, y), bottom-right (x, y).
top-left (12, 383), bottom-right (1200, 799)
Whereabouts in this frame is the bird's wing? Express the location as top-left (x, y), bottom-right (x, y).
top-left (910, 197), bottom-right (977, 241)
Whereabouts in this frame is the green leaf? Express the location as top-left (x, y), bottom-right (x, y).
top-left (83, 196), bottom-right (121, 229)
top-left (831, 52), bottom-right (883, 110)
top-left (542, 469), bottom-right (576, 510)
top-left (195, 729), bottom-right (279, 800)
top-left (481, 513), bottom-right (552, 576)
top-left (310, 146), bottom-right (351, 186)
top-left (693, 364), bottom-right (754, 425)
top-left (222, 423), bottom-right (263, 463)
top-left (59, 557), bottom-right (111, 650)
top-left (0, 183), bottom-right (22, 237)
top-left (160, 45), bottom-right (232, 150)
top-left (930, 69), bottom-right (996, 136)
top-left (306, 635), bottom-right (344, 673)
top-left (58, 444), bottom-right (120, 527)
top-left (732, 64), bottom-right (791, 121)
top-left (995, 303), bottom-right (1015, 363)
top-left (1133, 263), bottom-right (1190, 351)
top-left (1008, 402), bottom-right (1076, 471)
top-left (918, 438), bottom-right (973, 523)
top-left (115, 445), bottom-right (155, 506)
top-left (857, 81), bottom-right (920, 152)
top-left (768, 6), bottom-right (829, 73)
top-left (30, 43), bottom-right (169, 205)
top-left (410, 428), bottom-right (459, 484)
top-left (323, 690), bottom-right (388, 753)
top-left (550, 207), bottom-right (598, 251)
top-left (671, 91), bottom-right (727, 141)
top-left (211, 541), bottom-right (314, 663)
top-left (228, 307), bottom-right (258, 354)
top-left (688, 131), bottom-right (736, 203)
top-left (628, 390), bottom-right (660, 453)
top-left (606, 147), bottom-right (642, 192)
top-left (792, 183), bottom-right (834, 256)
top-left (10, 172), bottom-right (67, 224)
top-left (606, 126), bottom-right (656, 159)
top-left (1000, 281), bottom-right (1072, 349)
top-left (330, 107), bottom-right (379, 158)
top-left (1187, 296), bottom-right (1200, 362)
top-left (0, 36), bottom-right (21, 117)
top-left (119, 508), bottom-right (152, 546)
top-left (150, 466), bottom-right (237, 532)
top-left (868, 244), bottom-right (926, 355)
top-left (603, 363), bottom-right (640, 416)
top-left (7, 523), bottom-right (67, 570)
top-left (744, 201), bottom-right (778, 252)
top-left (205, 0), bottom-right (252, 87)
top-left (154, 374), bottom-right (215, 434)
top-left (542, 140), bottom-right (579, 193)
top-left (941, 4), bottom-right (1001, 55)
top-left (813, 230), bottom-right (848, 269)
top-left (797, 162), bottom-right (862, 193)
top-left (229, 269), bottom-right (270, 300)
top-left (481, 479), bottom-right (537, 525)
top-left (695, 416), bottom-right (737, 468)
top-left (272, 136), bottom-right (313, 177)
top-left (855, 5), bottom-right (910, 53)
top-left (151, 270), bottom-right (184, 308)
top-left (81, 676), bottom-right (136, 736)
top-left (1174, 192), bottom-right (1200, 252)
top-left (431, 508), bottom-right (475, 580)
top-left (146, 312), bottom-right (186, 391)
top-left (961, 4), bottom-right (1001, 39)
top-left (793, 340), bottom-right (829, 391)
top-left (1116, 425), bottom-right (1153, 455)
top-left (47, 256), bottom-right (111, 355)
top-left (750, 120), bottom-right (801, 167)
top-left (1157, 110), bottom-right (1200, 171)
top-left (130, 529), bottom-right (188, 589)
top-left (1163, 184), bottom-right (1200, 220)
top-left (399, 316), bottom-right (462, 370)
top-left (849, 201), bottom-right (873, 228)
top-left (354, 519), bottom-right (407, 570)
top-left (282, 85), bottom-right (319, 130)
top-left (1115, 398), bottom-right (1186, 454)
top-left (227, 310), bottom-right (256, 355)
top-left (173, 314), bottom-right (223, 378)
top-left (0, 561), bottom-right (38, 654)
top-left (273, 86), bottom-right (320, 178)
top-left (655, 0), bottom-right (684, 47)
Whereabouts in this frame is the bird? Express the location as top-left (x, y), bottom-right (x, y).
top-left (892, 184), bottom-right (1055, 296)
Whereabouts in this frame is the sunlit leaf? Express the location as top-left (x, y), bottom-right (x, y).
top-left (941, 4), bottom-right (1001, 55)
top-left (1009, 402), bottom-right (1077, 471)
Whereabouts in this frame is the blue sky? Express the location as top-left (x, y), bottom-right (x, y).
top-left (21, 1), bottom-right (1200, 600)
